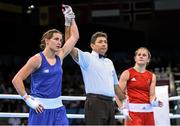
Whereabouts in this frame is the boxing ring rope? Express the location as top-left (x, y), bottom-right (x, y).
top-left (0, 94), bottom-right (180, 119)
top-left (0, 94), bottom-right (86, 101)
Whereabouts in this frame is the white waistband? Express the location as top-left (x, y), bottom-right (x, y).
top-left (128, 103), bottom-right (153, 112)
top-left (33, 96), bottom-right (63, 109)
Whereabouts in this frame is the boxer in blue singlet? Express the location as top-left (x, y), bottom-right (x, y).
top-left (12, 4), bottom-right (79, 125)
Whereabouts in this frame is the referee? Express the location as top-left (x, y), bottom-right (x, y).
top-left (66, 30), bottom-right (125, 125)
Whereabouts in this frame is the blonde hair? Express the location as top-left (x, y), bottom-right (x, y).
top-left (135, 47), bottom-right (151, 59)
top-left (134, 47), bottom-right (151, 65)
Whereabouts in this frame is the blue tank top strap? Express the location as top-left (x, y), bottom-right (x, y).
top-left (39, 52), bottom-right (45, 61)
top-left (39, 52), bottom-right (48, 66)
top-left (39, 51), bottom-right (43, 56)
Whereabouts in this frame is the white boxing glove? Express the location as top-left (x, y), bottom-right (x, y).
top-left (118, 99), bottom-right (130, 118)
top-left (65, 13), bottom-right (75, 26)
top-left (62, 4), bottom-right (75, 26)
top-left (118, 107), bottom-right (129, 118)
top-left (24, 95), bottom-right (40, 110)
top-left (151, 98), bottom-right (160, 107)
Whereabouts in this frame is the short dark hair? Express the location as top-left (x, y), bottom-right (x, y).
top-left (90, 31), bottom-right (107, 44)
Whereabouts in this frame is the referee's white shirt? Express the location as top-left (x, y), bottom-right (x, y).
top-left (75, 49), bottom-right (118, 97)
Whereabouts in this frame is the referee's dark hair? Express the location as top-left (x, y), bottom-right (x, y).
top-left (90, 31), bottom-right (107, 44)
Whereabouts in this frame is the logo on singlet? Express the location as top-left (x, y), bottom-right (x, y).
top-left (43, 69), bottom-right (49, 73)
top-left (131, 77), bottom-right (136, 81)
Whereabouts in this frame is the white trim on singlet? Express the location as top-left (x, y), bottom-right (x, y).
top-left (128, 103), bottom-right (153, 112)
top-left (34, 96), bottom-right (63, 109)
